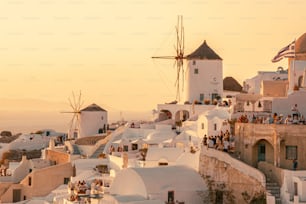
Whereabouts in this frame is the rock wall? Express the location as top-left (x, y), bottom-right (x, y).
top-left (199, 148), bottom-right (266, 204)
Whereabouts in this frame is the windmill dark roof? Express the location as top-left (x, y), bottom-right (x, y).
top-left (187, 40), bottom-right (222, 60)
top-left (223, 77), bottom-right (243, 92)
top-left (81, 103), bottom-right (107, 112)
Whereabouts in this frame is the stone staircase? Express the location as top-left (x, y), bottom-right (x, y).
top-left (266, 177), bottom-right (282, 204)
top-left (90, 145), bottom-right (105, 158)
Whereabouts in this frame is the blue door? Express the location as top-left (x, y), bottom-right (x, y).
top-left (258, 144), bottom-right (266, 161)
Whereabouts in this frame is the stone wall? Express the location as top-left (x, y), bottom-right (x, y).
top-left (0, 163), bottom-right (73, 203)
top-left (45, 149), bottom-right (70, 164)
top-left (258, 161), bottom-right (306, 203)
top-left (199, 148), bottom-right (266, 204)
top-left (0, 183), bottom-right (13, 201)
top-left (235, 123), bottom-right (306, 170)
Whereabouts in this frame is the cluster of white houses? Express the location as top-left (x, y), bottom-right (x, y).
top-left (2, 33), bottom-right (306, 203)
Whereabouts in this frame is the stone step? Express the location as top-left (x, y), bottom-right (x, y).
top-left (275, 198), bottom-right (282, 204)
top-left (91, 145), bottom-right (105, 158)
top-left (267, 186), bottom-right (280, 191)
top-left (267, 189), bottom-right (280, 193)
top-left (264, 173), bottom-right (282, 203)
top-left (266, 182), bottom-right (279, 186)
top-left (266, 181), bottom-right (281, 202)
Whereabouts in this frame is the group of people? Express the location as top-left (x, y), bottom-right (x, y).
top-left (203, 130), bottom-right (235, 153)
top-left (68, 179), bottom-right (104, 202)
top-left (109, 145), bottom-right (124, 154)
top-left (237, 104), bottom-right (305, 125)
top-left (0, 166), bottom-right (11, 177)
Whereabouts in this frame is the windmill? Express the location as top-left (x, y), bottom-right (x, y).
top-left (152, 15), bottom-right (186, 101)
top-left (61, 91), bottom-right (84, 139)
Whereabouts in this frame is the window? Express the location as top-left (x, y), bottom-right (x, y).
top-left (200, 93), bottom-right (204, 101)
top-left (98, 128), bottom-right (103, 134)
top-left (194, 68), bottom-right (198, 74)
top-left (286, 146), bottom-right (297, 160)
top-left (192, 60), bottom-right (196, 65)
top-left (132, 143), bottom-right (138, 150)
top-left (64, 177), bottom-right (70, 184)
top-left (123, 145), bottom-right (129, 152)
top-left (214, 124), bottom-right (217, 131)
top-left (201, 123), bottom-right (204, 130)
top-left (28, 177), bottom-right (32, 186)
top-left (158, 162), bottom-right (168, 166)
top-left (212, 93), bottom-right (219, 101)
top-left (259, 145), bottom-right (265, 154)
top-left (73, 131), bottom-right (78, 139)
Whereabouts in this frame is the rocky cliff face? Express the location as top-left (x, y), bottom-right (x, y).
top-left (199, 153), bottom-right (266, 204)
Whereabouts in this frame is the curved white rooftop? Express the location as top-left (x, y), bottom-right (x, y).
top-left (110, 165), bottom-right (207, 197)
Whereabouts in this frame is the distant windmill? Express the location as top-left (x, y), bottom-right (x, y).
top-left (152, 15), bottom-right (186, 101)
top-left (61, 91), bottom-right (84, 139)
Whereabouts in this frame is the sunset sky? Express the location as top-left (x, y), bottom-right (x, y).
top-left (0, 0), bottom-right (306, 132)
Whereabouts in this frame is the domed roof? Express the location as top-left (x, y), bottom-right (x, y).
top-left (295, 33), bottom-right (306, 54)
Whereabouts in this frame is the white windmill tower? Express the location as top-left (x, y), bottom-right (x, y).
top-left (79, 103), bottom-right (108, 138)
top-left (152, 15), bottom-right (223, 104)
top-left (62, 92), bottom-right (84, 139)
top-left (184, 40), bottom-right (223, 104)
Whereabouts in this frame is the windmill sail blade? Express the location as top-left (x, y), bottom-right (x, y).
top-left (60, 111), bottom-right (77, 113)
top-left (152, 56), bottom-right (177, 59)
top-left (151, 15), bottom-right (186, 101)
top-left (77, 91), bottom-right (84, 111)
top-left (62, 91), bottom-right (84, 139)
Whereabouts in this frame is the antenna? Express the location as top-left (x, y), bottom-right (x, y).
top-left (152, 15), bottom-right (185, 101)
top-left (61, 91), bottom-right (84, 139)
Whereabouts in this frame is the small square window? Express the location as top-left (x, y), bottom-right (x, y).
top-left (200, 93), bottom-right (204, 101)
top-left (64, 177), bottom-right (70, 184)
top-left (286, 146), bottom-right (297, 160)
top-left (192, 60), bottom-right (196, 65)
top-left (132, 143), bottom-right (138, 150)
top-left (194, 68), bottom-right (198, 74)
top-left (201, 123), bottom-right (204, 129)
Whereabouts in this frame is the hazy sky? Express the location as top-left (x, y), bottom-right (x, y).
top-left (0, 0), bottom-right (306, 132)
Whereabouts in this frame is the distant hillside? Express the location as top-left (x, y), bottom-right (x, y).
top-left (1, 149), bottom-right (41, 165)
top-left (223, 77), bottom-right (243, 92)
top-left (0, 133), bottom-right (21, 143)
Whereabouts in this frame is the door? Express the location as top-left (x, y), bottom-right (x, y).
top-left (294, 182), bottom-right (298, 196)
top-left (258, 144), bottom-right (266, 161)
top-left (13, 189), bottom-right (21, 202)
top-left (168, 191), bottom-right (174, 203)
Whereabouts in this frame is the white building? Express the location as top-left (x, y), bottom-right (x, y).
top-left (243, 67), bottom-right (288, 94)
top-left (108, 166), bottom-right (208, 204)
top-left (79, 103), bottom-right (108, 138)
top-left (183, 40), bottom-right (223, 104)
top-left (288, 32), bottom-right (306, 94)
top-left (197, 107), bottom-right (230, 138)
